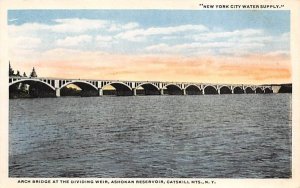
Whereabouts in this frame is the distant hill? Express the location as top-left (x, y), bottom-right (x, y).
top-left (278, 84), bottom-right (292, 93)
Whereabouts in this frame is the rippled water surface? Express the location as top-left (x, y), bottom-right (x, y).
top-left (9, 94), bottom-right (292, 178)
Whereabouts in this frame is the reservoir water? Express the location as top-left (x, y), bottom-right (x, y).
top-left (9, 94), bottom-right (292, 178)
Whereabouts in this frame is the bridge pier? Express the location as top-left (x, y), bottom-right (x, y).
top-left (183, 89), bottom-right (186, 95)
top-left (160, 88), bottom-right (164, 95)
top-left (98, 88), bottom-right (103, 96)
top-left (55, 88), bottom-right (60, 97)
top-left (133, 88), bottom-right (137, 96)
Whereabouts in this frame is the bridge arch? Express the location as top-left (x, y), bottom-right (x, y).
top-left (136, 83), bottom-right (159, 90)
top-left (245, 87), bottom-right (255, 94)
top-left (9, 79), bottom-right (55, 91)
top-left (136, 83), bottom-right (160, 95)
top-left (9, 79), bottom-right (56, 98)
top-left (204, 85), bottom-right (218, 95)
top-left (185, 84), bottom-right (202, 95)
top-left (164, 84), bottom-right (183, 95)
top-left (103, 82), bottom-right (132, 96)
top-left (103, 82), bottom-right (132, 90)
top-left (233, 86), bottom-right (244, 94)
top-left (59, 80), bottom-right (98, 91)
top-left (255, 87), bottom-right (264, 94)
top-left (184, 84), bottom-right (200, 90)
top-left (219, 86), bottom-right (232, 94)
top-left (59, 80), bottom-right (98, 97)
top-left (264, 88), bottom-right (273, 94)
top-left (203, 85), bottom-right (217, 90)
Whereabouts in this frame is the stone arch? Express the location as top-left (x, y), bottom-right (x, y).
top-left (245, 87), bottom-right (255, 94)
top-left (204, 85), bottom-right (218, 95)
top-left (219, 86), bottom-right (232, 94)
top-left (233, 86), bottom-right (244, 94)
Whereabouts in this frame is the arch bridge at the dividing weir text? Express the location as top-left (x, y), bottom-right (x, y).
top-left (9, 76), bottom-right (285, 97)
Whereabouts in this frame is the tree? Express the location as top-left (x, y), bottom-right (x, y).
top-left (9, 61), bottom-right (14, 76)
top-left (23, 72), bottom-right (27, 77)
top-left (30, 67), bottom-right (37, 77)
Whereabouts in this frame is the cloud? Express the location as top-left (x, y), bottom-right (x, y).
top-left (55, 35), bottom-right (92, 47)
top-left (145, 43), bottom-right (169, 51)
top-left (51, 18), bottom-right (108, 33)
top-left (9, 36), bottom-right (42, 62)
top-left (122, 22), bottom-right (139, 30)
top-left (8, 19), bottom-right (140, 36)
top-left (189, 29), bottom-right (264, 41)
top-left (51, 19), bottom-right (140, 33)
top-left (279, 32), bottom-right (290, 41)
top-left (8, 23), bottom-right (49, 36)
top-left (95, 35), bottom-right (113, 42)
top-left (265, 50), bottom-right (289, 57)
top-left (9, 19), bottom-right (288, 58)
top-left (145, 40), bottom-right (265, 56)
top-left (144, 29), bottom-right (290, 57)
top-left (8, 18), bottom-right (18, 22)
top-left (10, 36), bottom-right (42, 50)
top-left (116, 24), bottom-right (208, 41)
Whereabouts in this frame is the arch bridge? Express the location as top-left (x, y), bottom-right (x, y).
top-left (9, 76), bottom-right (277, 97)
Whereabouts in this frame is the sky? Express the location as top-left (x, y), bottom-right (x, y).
top-left (8, 10), bottom-right (290, 84)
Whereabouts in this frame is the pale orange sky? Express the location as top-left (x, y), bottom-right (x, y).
top-left (10, 50), bottom-right (291, 85)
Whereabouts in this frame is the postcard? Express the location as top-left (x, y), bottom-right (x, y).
top-left (0, 0), bottom-right (299, 188)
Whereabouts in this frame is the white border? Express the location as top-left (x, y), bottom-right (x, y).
top-left (0, 0), bottom-right (299, 188)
